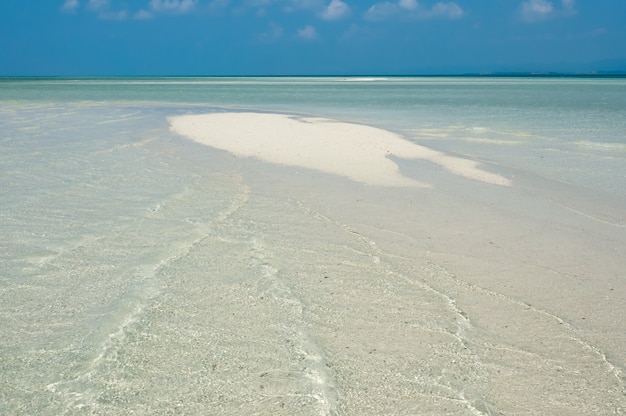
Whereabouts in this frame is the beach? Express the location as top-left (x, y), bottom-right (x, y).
top-left (165, 111), bottom-right (626, 414)
top-left (1, 77), bottom-right (625, 415)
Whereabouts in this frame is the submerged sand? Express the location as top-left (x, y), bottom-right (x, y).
top-left (4, 103), bottom-right (624, 415)
top-left (164, 111), bottom-right (626, 414)
top-left (169, 112), bottom-right (511, 188)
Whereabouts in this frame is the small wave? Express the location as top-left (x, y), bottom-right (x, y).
top-left (462, 137), bottom-right (523, 145)
top-left (340, 77), bottom-right (390, 82)
top-left (573, 141), bottom-right (626, 151)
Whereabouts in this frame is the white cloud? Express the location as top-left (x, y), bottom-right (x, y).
top-left (520, 0), bottom-right (576, 22)
top-left (134, 9), bottom-right (153, 19)
top-left (320, 0), bottom-right (350, 20)
top-left (84, 0), bottom-right (129, 19)
top-left (399, 0), bottom-right (418, 10)
top-left (561, 0), bottom-right (577, 16)
top-left (62, 0), bottom-right (200, 19)
top-left (520, 0), bottom-right (553, 21)
top-left (61, 0), bottom-right (80, 13)
top-left (244, 0), bottom-right (321, 15)
top-left (87, 0), bottom-right (108, 10)
top-left (149, 0), bottom-right (197, 14)
top-left (429, 2), bottom-right (463, 19)
top-left (208, 0), bottom-right (231, 12)
top-left (100, 10), bottom-right (128, 20)
top-left (364, 2), bottom-right (398, 21)
top-left (259, 22), bottom-right (284, 42)
top-left (562, 0), bottom-right (575, 10)
top-left (245, 0), bottom-right (278, 7)
top-left (589, 27), bottom-right (606, 37)
top-left (365, 0), bottom-right (463, 21)
top-left (298, 24), bottom-right (318, 39)
top-left (287, 0), bottom-right (325, 10)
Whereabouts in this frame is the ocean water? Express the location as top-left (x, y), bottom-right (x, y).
top-left (1, 77), bottom-right (625, 415)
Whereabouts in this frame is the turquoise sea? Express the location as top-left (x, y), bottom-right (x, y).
top-left (1, 77), bottom-right (625, 415)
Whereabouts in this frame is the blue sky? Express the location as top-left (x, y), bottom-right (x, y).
top-left (1, 0), bottom-right (625, 75)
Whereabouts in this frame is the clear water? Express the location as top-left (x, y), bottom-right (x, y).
top-left (4, 76), bottom-right (624, 196)
top-left (1, 77), bottom-right (625, 415)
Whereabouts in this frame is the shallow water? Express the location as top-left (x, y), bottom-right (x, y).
top-left (1, 78), bottom-right (625, 415)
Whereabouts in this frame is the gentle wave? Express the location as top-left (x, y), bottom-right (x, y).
top-left (573, 140), bottom-right (626, 151)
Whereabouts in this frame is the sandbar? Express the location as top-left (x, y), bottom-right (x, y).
top-left (169, 112), bottom-right (511, 187)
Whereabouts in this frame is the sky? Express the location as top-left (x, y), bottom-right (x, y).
top-left (1, 0), bottom-right (625, 75)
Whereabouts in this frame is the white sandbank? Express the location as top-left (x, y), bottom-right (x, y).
top-left (169, 112), bottom-right (511, 187)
